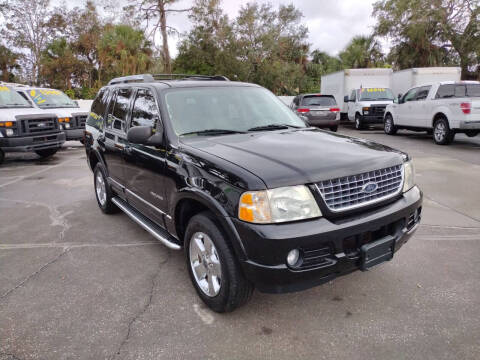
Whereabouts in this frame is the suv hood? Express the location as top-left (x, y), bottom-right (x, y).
top-left (182, 128), bottom-right (406, 189)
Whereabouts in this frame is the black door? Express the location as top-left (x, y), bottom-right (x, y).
top-left (123, 88), bottom-right (168, 227)
top-left (103, 88), bottom-right (132, 194)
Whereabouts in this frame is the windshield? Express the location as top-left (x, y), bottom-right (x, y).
top-left (165, 87), bottom-right (306, 136)
top-left (0, 86), bottom-right (32, 108)
top-left (359, 88), bottom-right (394, 101)
top-left (301, 96), bottom-right (336, 107)
top-left (26, 88), bottom-right (78, 108)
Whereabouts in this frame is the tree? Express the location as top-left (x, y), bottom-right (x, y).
top-left (311, 50), bottom-right (343, 74)
top-left (0, 45), bottom-right (20, 81)
top-left (373, 0), bottom-right (480, 79)
top-left (131, 0), bottom-right (190, 73)
top-left (0, 0), bottom-right (53, 84)
top-left (97, 24), bottom-right (154, 81)
top-left (338, 35), bottom-right (386, 68)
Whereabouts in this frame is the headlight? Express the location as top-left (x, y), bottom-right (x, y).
top-left (238, 185), bottom-right (322, 223)
top-left (64, 123), bottom-right (71, 129)
top-left (362, 107), bottom-right (370, 114)
top-left (403, 161), bottom-right (415, 193)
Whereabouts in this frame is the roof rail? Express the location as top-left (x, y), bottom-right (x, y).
top-left (108, 74), bottom-right (155, 85)
top-left (152, 74), bottom-right (230, 81)
top-left (0, 81), bottom-right (29, 88)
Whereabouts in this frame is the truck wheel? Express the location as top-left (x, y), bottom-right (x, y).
top-left (93, 164), bottom-right (119, 214)
top-left (355, 114), bottom-right (364, 130)
top-left (35, 148), bottom-right (59, 158)
top-left (384, 114), bottom-right (397, 135)
top-left (329, 125), bottom-right (338, 132)
top-left (433, 118), bottom-right (455, 145)
top-left (0, 149), bottom-right (4, 165)
top-left (465, 130), bottom-right (479, 138)
top-left (185, 212), bottom-right (253, 313)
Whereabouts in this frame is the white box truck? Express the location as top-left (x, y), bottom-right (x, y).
top-left (391, 67), bottom-right (461, 98)
top-left (321, 68), bottom-right (394, 129)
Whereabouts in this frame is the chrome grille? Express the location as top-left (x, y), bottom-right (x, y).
top-left (371, 105), bottom-right (387, 115)
top-left (22, 117), bottom-right (58, 135)
top-left (74, 115), bottom-right (87, 129)
top-left (316, 165), bottom-right (403, 212)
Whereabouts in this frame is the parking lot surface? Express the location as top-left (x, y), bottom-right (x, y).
top-left (1, 127), bottom-right (479, 360)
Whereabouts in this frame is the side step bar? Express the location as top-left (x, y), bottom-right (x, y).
top-left (112, 197), bottom-right (181, 250)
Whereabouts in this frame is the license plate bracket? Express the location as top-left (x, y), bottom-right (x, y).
top-left (360, 235), bottom-right (395, 271)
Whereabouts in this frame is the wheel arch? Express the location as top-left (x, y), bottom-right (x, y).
top-left (432, 112), bottom-right (449, 128)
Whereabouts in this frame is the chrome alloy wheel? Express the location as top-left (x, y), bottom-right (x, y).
top-left (95, 172), bottom-right (107, 206)
top-left (189, 232), bottom-right (222, 297)
top-left (434, 122), bottom-right (446, 142)
top-left (385, 117), bottom-right (393, 132)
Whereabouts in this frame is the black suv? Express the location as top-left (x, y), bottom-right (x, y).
top-left (84, 74), bottom-right (422, 312)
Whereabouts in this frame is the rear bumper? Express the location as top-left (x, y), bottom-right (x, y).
top-left (308, 118), bottom-right (340, 127)
top-left (64, 128), bottom-right (84, 140)
top-left (0, 132), bottom-right (65, 152)
top-left (458, 120), bottom-right (480, 130)
top-left (234, 186), bottom-right (422, 293)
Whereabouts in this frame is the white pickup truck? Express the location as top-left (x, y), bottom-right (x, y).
top-left (383, 81), bottom-right (480, 145)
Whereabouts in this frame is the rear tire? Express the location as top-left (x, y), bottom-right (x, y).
top-left (384, 114), bottom-right (397, 135)
top-left (355, 114), bottom-right (364, 130)
top-left (433, 118), bottom-right (455, 145)
top-left (35, 148), bottom-right (59, 158)
top-left (0, 149), bottom-right (4, 165)
top-left (329, 125), bottom-right (338, 132)
top-left (93, 164), bottom-right (119, 214)
top-left (185, 212), bottom-right (253, 313)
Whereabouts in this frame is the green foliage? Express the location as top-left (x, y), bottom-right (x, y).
top-left (0, 44), bottom-right (20, 81)
top-left (339, 36), bottom-right (386, 68)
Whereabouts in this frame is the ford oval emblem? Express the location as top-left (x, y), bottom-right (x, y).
top-left (362, 182), bottom-right (378, 194)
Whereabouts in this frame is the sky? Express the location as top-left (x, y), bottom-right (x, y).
top-left (165, 0), bottom-right (379, 57)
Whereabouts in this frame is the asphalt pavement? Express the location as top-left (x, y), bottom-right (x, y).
top-left (1, 127), bottom-right (479, 360)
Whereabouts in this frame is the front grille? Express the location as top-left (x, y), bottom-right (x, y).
top-left (371, 105), bottom-right (387, 115)
top-left (316, 165), bottom-right (403, 212)
top-left (22, 118), bottom-right (57, 135)
top-left (74, 115), bottom-right (87, 129)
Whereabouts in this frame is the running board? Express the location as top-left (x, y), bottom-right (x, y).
top-left (112, 197), bottom-right (181, 250)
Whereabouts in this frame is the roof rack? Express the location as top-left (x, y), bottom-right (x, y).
top-left (0, 81), bottom-right (29, 88)
top-left (107, 73), bottom-right (229, 85)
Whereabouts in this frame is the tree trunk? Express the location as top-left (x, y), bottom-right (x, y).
top-left (159, 0), bottom-right (171, 73)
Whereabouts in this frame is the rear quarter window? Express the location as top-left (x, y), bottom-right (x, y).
top-left (301, 96), bottom-right (336, 106)
top-left (87, 88), bottom-right (109, 130)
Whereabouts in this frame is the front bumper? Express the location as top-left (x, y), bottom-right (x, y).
top-left (64, 128), bottom-right (84, 140)
top-left (361, 114), bottom-right (385, 124)
top-left (0, 132), bottom-right (65, 152)
top-left (234, 186), bottom-right (422, 293)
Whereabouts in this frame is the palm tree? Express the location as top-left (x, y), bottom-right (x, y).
top-left (339, 35), bottom-right (385, 68)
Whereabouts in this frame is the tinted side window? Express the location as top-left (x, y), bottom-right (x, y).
top-left (435, 84), bottom-right (455, 99)
top-left (131, 89), bottom-right (159, 128)
top-left (87, 89), bottom-right (109, 130)
top-left (454, 85), bottom-right (466, 97)
top-left (403, 88), bottom-right (418, 102)
top-left (415, 86), bottom-right (431, 101)
top-left (350, 90), bottom-right (356, 101)
top-left (109, 88), bottom-right (132, 131)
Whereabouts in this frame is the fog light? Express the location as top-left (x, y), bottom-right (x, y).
top-left (6, 129), bottom-right (14, 136)
top-left (65, 123), bottom-right (71, 129)
top-left (286, 249), bottom-right (300, 266)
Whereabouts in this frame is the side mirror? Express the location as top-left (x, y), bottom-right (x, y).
top-left (127, 125), bottom-right (163, 146)
top-left (73, 100), bottom-right (79, 107)
top-left (344, 95), bottom-right (349, 103)
top-left (397, 94), bottom-right (403, 104)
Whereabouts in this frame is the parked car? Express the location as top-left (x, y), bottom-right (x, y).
top-left (0, 84), bottom-right (65, 165)
top-left (84, 74), bottom-right (422, 312)
top-left (290, 94), bottom-right (340, 131)
top-left (384, 81), bottom-right (480, 145)
top-left (344, 87), bottom-right (395, 129)
top-left (13, 85), bottom-right (89, 142)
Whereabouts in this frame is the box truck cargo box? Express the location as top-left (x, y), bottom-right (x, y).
top-left (391, 67), bottom-right (461, 98)
top-left (321, 68), bottom-right (393, 115)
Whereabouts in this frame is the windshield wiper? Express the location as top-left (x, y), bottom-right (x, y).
top-left (6, 103), bottom-right (30, 107)
top-left (180, 129), bottom-right (246, 136)
top-left (248, 124), bottom-right (302, 132)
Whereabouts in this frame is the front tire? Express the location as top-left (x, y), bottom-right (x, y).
top-left (355, 114), bottom-right (364, 130)
top-left (93, 164), bottom-right (119, 214)
top-left (185, 212), bottom-right (253, 313)
top-left (433, 118), bottom-right (455, 145)
top-left (35, 148), bottom-right (59, 158)
top-left (384, 114), bottom-right (397, 135)
top-left (465, 130), bottom-right (479, 138)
